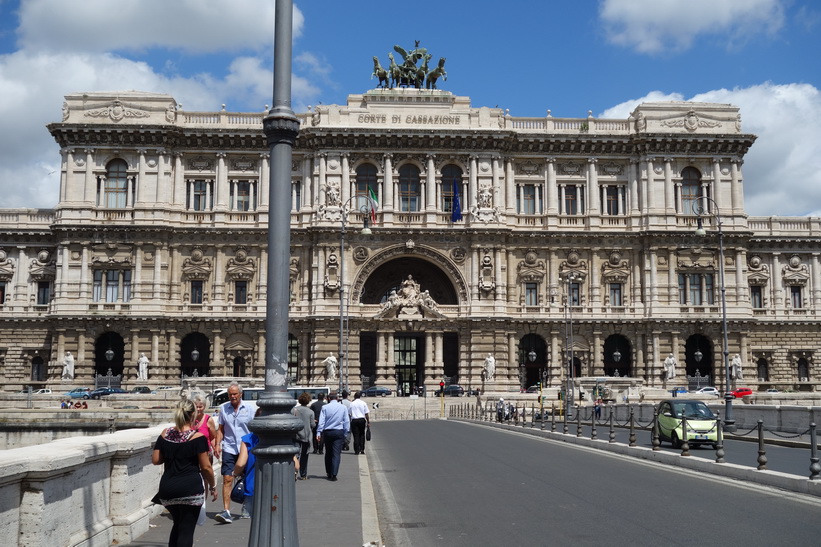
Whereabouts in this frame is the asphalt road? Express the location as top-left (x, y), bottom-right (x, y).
top-left (368, 420), bottom-right (821, 546)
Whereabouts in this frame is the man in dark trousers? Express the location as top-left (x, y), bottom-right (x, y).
top-left (316, 391), bottom-right (350, 481)
top-left (309, 393), bottom-right (326, 454)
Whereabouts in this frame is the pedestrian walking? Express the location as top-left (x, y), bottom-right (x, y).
top-left (214, 382), bottom-right (258, 523)
top-left (292, 391), bottom-right (314, 479)
top-left (340, 390), bottom-right (352, 451)
top-left (310, 393), bottom-right (326, 454)
top-left (349, 391), bottom-right (370, 455)
top-left (316, 390), bottom-right (350, 481)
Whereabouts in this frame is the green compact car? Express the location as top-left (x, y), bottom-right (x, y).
top-left (657, 399), bottom-right (718, 449)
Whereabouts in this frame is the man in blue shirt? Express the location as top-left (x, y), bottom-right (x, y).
top-left (316, 391), bottom-right (350, 481)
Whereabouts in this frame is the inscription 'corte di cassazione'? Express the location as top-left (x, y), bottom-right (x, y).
top-left (357, 114), bottom-right (461, 125)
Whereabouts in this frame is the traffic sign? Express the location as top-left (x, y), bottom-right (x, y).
top-left (372, 402), bottom-right (380, 409)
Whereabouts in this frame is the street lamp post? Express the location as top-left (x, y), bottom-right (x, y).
top-left (250, 1), bottom-right (303, 544)
top-left (694, 197), bottom-right (734, 431)
top-left (528, 349), bottom-right (540, 415)
top-left (565, 272), bottom-right (580, 411)
top-left (338, 196), bottom-right (377, 394)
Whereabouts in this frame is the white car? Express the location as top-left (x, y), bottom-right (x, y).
top-left (695, 386), bottom-right (720, 397)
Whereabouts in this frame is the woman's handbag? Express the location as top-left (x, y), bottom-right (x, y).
top-left (230, 475), bottom-right (246, 504)
top-left (365, 424), bottom-right (371, 441)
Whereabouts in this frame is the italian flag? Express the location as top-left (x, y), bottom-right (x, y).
top-left (368, 186), bottom-right (378, 224)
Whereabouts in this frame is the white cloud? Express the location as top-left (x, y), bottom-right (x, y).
top-left (600, 82), bottom-right (821, 217)
top-left (17, 0), bottom-right (302, 54)
top-left (600, 0), bottom-right (785, 53)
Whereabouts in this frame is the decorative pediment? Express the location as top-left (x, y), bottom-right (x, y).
top-left (559, 250), bottom-right (587, 281)
top-left (91, 242), bottom-right (134, 266)
top-left (517, 250), bottom-right (545, 283)
top-left (516, 160), bottom-right (542, 176)
top-left (782, 255), bottom-right (810, 286)
top-left (0, 249), bottom-right (15, 281)
top-left (677, 249), bottom-right (716, 270)
top-left (29, 249), bottom-right (56, 281)
top-left (601, 250), bottom-right (629, 282)
top-left (747, 255), bottom-right (770, 286)
top-left (226, 248), bottom-right (256, 281)
top-left (182, 248), bottom-right (212, 280)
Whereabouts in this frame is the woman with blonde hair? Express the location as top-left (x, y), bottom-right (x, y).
top-left (191, 395), bottom-right (217, 461)
top-left (152, 399), bottom-right (217, 547)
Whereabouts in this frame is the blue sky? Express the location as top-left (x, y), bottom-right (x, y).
top-left (1, 0), bottom-right (819, 216)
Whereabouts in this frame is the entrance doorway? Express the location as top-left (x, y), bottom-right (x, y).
top-left (395, 334), bottom-right (424, 396)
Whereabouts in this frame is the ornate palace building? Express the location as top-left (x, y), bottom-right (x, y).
top-left (1, 83), bottom-right (819, 395)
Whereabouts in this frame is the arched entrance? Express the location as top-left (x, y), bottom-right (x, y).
top-left (359, 256), bottom-right (458, 305)
top-left (603, 334), bottom-right (631, 377)
top-left (181, 332), bottom-right (210, 377)
top-left (30, 356), bottom-right (45, 382)
top-left (224, 332), bottom-right (254, 378)
top-left (519, 333), bottom-right (548, 388)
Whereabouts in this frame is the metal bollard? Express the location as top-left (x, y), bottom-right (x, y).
top-left (576, 406), bottom-right (583, 437)
top-left (551, 404), bottom-right (556, 432)
top-left (810, 423), bottom-right (820, 480)
top-left (609, 406), bottom-right (616, 443)
top-left (680, 415), bottom-right (691, 457)
top-left (652, 406), bottom-right (661, 451)
top-left (628, 406), bottom-right (636, 447)
top-left (591, 406), bottom-right (598, 440)
top-left (714, 410), bottom-right (725, 463)
top-left (757, 419), bottom-right (768, 470)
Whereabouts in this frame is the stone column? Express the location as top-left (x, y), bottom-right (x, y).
top-left (644, 157), bottom-right (654, 211)
top-left (434, 332), bottom-right (443, 377)
top-left (136, 149), bottom-right (147, 205)
top-left (668, 248), bottom-right (677, 304)
top-left (507, 332), bottom-right (516, 386)
top-left (212, 331), bottom-right (223, 376)
top-left (425, 154), bottom-right (436, 212)
top-left (215, 152), bottom-right (227, 210)
top-left (505, 158), bottom-right (515, 214)
top-left (629, 160), bottom-right (640, 215)
top-left (341, 153), bottom-right (350, 205)
top-left (650, 249), bottom-right (659, 302)
top-left (712, 159), bottom-right (723, 211)
top-left (771, 253), bottom-right (782, 309)
top-left (168, 333), bottom-right (177, 379)
top-left (131, 330), bottom-right (140, 370)
top-left (590, 249), bottom-right (600, 305)
top-left (491, 156), bottom-right (502, 210)
top-left (664, 158), bottom-right (674, 214)
top-left (731, 159), bottom-right (743, 213)
top-left (213, 245), bottom-right (224, 303)
top-left (469, 155), bottom-right (478, 209)
top-left (546, 158), bottom-right (557, 215)
top-left (133, 245), bottom-right (142, 301)
top-left (83, 149), bottom-right (95, 203)
top-left (494, 247), bottom-right (503, 303)
top-left (592, 330), bottom-right (601, 376)
top-left (425, 331), bottom-right (434, 379)
top-left (318, 153), bottom-right (327, 207)
top-left (77, 331), bottom-right (86, 365)
top-left (550, 331), bottom-right (560, 387)
top-left (735, 249), bottom-right (746, 302)
top-left (376, 331), bottom-right (386, 380)
top-left (587, 159), bottom-right (599, 214)
top-left (173, 154), bottom-right (184, 208)
top-left (383, 153), bottom-right (394, 212)
top-left (58, 245), bottom-right (69, 299)
top-left (151, 331), bottom-right (160, 364)
top-left (651, 331), bottom-right (661, 387)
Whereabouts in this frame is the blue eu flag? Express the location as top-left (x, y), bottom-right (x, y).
top-left (451, 180), bottom-right (463, 222)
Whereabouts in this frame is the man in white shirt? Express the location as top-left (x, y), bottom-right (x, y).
top-left (349, 391), bottom-right (370, 455)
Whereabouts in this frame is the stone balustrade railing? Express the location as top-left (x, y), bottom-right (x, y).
top-left (0, 425), bottom-right (166, 547)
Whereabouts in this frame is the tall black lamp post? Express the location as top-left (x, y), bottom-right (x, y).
top-left (337, 195), bottom-right (377, 393)
top-left (694, 197), bottom-right (734, 431)
top-left (250, 0), bottom-right (303, 544)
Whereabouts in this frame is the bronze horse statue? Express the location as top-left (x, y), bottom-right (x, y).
top-left (426, 57), bottom-right (447, 89)
top-left (372, 56), bottom-right (389, 88)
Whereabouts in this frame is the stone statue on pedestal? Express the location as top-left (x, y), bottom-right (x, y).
top-left (137, 353), bottom-right (150, 381)
top-left (664, 354), bottom-right (677, 380)
top-left (323, 353), bottom-right (338, 381)
top-left (61, 351), bottom-right (74, 380)
top-left (484, 353), bottom-right (496, 382)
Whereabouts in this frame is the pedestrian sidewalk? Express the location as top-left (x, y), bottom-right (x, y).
top-left (125, 450), bottom-right (380, 546)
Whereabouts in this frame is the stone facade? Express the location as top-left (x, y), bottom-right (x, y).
top-left (1, 88), bottom-right (819, 395)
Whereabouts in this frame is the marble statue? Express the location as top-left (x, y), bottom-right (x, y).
top-left (323, 353), bottom-right (338, 381)
top-left (664, 353), bottom-right (677, 380)
top-left (61, 351), bottom-right (75, 380)
top-left (484, 353), bottom-right (496, 382)
top-left (138, 352), bottom-right (150, 380)
top-left (731, 354), bottom-right (744, 380)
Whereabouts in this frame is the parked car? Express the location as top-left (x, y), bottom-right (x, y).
top-left (731, 387), bottom-right (753, 398)
top-left (670, 387), bottom-right (688, 395)
top-left (63, 387), bottom-right (91, 399)
top-left (765, 388), bottom-right (780, 393)
top-left (525, 385), bottom-right (540, 393)
top-left (88, 387), bottom-right (127, 399)
top-left (657, 399), bottom-right (718, 449)
top-left (130, 386), bottom-right (154, 394)
top-left (434, 384), bottom-right (464, 397)
top-left (695, 386), bottom-right (720, 397)
top-left (362, 386), bottom-right (392, 397)
top-left (33, 388), bottom-right (52, 394)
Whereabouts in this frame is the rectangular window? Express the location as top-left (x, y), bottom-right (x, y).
top-left (678, 274), bottom-right (687, 305)
top-left (518, 185), bottom-right (537, 215)
top-left (92, 270), bottom-right (103, 302)
top-left (609, 283), bottom-right (623, 306)
top-left (564, 186), bottom-right (583, 215)
top-left (234, 181), bottom-right (253, 211)
top-left (605, 187), bottom-right (620, 216)
top-left (791, 286), bottom-right (803, 309)
top-left (235, 280), bottom-right (248, 305)
top-left (442, 182), bottom-right (454, 213)
top-left (191, 180), bottom-right (210, 211)
top-left (191, 280), bottom-right (203, 304)
top-left (570, 282), bottom-right (581, 306)
top-left (104, 178), bottom-right (127, 208)
top-left (0, 281), bottom-right (5, 306)
top-left (525, 282), bottom-right (538, 306)
top-left (689, 273), bottom-right (702, 305)
top-left (36, 281), bottom-right (50, 306)
top-left (705, 273), bottom-right (715, 305)
top-left (750, 285), bottom-right (763, 308)
top-left (105, 270), bottom-right (119, 302)
top-left (123, 270), bottom-right (132, 302)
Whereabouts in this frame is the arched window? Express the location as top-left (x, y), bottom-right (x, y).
top-left (398, 164), bottom-right (421, 212)
top-left (356, 164), bottom-right (378, 210)
top-left (103, 159), bottom-right (129, 208)
top-left (798, 358), bottom-right (810, 381)
top-left (681, 167), bottom-right (702, 215)
top-left (441, 164), bottom-right (463, 212)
